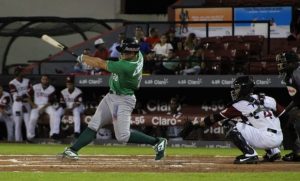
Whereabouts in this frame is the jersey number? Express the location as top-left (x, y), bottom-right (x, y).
top-left (254, 110), bottom-right (273, 119)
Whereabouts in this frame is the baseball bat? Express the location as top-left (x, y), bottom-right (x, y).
top-left (41, 34), bottom-right (78, 57)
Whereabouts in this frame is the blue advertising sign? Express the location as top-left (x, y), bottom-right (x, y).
top-left (234, 6), bottom-right (292, 37)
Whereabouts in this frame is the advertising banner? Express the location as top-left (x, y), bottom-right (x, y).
top-left (234, 6), bottom-right (292, 37)
top-left (174, 8), bottom-right (233, 37)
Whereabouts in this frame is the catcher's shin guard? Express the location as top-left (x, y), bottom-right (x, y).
top-left (224, 122), bottom-right (255, 155)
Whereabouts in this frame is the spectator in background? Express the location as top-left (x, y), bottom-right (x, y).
top-left (166, 28), bottom-right (180, 51)
top-left (143, 50), bottom-right (156, 74)
top-left (153, 34), bottom-right (173, 59)
top-left (152, 34), bottom-right (175, 74)
top-left (175, 41), bottom-right (193, 73)
top-left (145, 27), bottom-right (160, 48)
top-left (94, 38), bottom-right (109, 59)
top-left (73, 48), bottom-right (93, 74)
top-left (134, 26), bottom-right (145, 42)
top-left (288, 15), bottom-right (300, 41)
top-left (0, 85), bottom-right (14, 141)
top-left (184, 33), bottom-right (198, 55)
top-left (179, 8), bottom-right (189, 34)
top-left (109, 32), bottom-right (126, 60)
top-left (133, 26), bottom-right (151, 55)
top-left (181, 48), bottom-right (205, 75)
top-left (93, 38), bottom-right (110, 75)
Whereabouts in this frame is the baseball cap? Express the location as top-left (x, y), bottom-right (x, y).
top-left (66, 76), bottom-right (74, 83)
top-left (14, 66), bottom-right (24, 75)
top-left (94, 38), bottom-right (104, 45)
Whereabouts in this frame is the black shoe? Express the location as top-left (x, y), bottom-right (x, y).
top-left (262, 153), bottom-right (281, 162)
top-left (234, 154), bottom-right (259, 164)
top-left (235, 154), bottom-right (244, 160)
top-left (74, 132), bottom-right (80, 138)
top-left (50, 133), bottom-right (60, 140)
top-left (26, 138), bottom-right (37, 144)
top-left (282, 152), bottom-right (300, 162)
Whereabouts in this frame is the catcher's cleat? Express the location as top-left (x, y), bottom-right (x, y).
top-left (154, 138), bottom-right (167, 160)
top-left (60, 147), bottom-right (79, 160)
top-left (234, 154), bottom-right (259, 164)
top-left (262, 152), bottom-right (281, 162)
top-left (282, 152), bottom-right (300, 162)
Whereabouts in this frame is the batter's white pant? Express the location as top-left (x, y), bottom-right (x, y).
top-left (0, 113), bottom-right (14, 141)
top-left (27, 105), bottom-right (61, 139)
top-left (236, 122), bottom-right (283, 149)
top-left (88, 93), bottom-right (136, 143)
top-left (57, 105), bottom-right (84, 133)
top-left (12, 102), bottom-right (31, 141)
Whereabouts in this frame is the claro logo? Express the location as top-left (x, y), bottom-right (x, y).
top-left (203, 126), bottom-right (224, 134)
top-left (131, 116), bottom-right (181, 125)
top-left (146, 100), bottom-right (181, 112)
top-left (152, 116), bottom-right (180, 125)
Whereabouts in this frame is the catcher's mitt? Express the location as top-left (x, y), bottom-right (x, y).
top-left (179, 121), bottom-right (199, 138)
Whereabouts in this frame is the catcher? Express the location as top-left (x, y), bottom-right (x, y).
top-left (181, 76), bottom-right (285, 164)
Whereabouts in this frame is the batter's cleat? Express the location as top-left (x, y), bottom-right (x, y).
top-left (262, 152), bottom-right (281, 162)
top-left (60, 147), bottom-right (79, 160)
top-left (234, 154), bottom-right (259, 164)
top-left (154, 138), bottom-right (167, 160)
top-left (282, 152), bottom-right (300, 162)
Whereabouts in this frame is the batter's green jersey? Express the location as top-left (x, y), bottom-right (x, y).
top-left (107, 51), bottom-right (143, 95)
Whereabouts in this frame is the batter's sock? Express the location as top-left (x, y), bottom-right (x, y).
top-left (128, 130), bottom-right (159, 146)
top-left (70, 127), bottom-right (96, 152)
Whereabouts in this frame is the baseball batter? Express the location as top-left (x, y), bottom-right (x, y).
top-left (199, 76), bottom-right (284, 164)
top-left (27, 75), bottom-right (61, 140)
top-left (59, 76), bottom-right (84, 138)
top-left (61, 38), bottom-right (167, 160)
top-left (0, 85), bottom-right (14, 141)
top-left (9, 67), bottom-right (32, 141)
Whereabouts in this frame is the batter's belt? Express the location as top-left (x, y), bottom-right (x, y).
top-left (109, 90), bottom-right (133, 96)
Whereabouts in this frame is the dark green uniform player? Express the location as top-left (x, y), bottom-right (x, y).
top-left (61, 38), bottom-right (167, 160)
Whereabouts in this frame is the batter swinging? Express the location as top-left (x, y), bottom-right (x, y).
top-left (60, 38), bottom-right (167, 160)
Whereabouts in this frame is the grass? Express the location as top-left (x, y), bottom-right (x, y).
top-left (0, 143), bottom-right (291, 156)
top-left (0, 172), bottom-right (299, 181)
top-left (0, 143), bottom-right (297, 181)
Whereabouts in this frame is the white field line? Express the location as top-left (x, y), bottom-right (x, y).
top-left (0, 154), bottom-right (235, 158)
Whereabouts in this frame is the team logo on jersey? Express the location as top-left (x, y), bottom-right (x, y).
top-left (287, 86), bottom-right (297, 96)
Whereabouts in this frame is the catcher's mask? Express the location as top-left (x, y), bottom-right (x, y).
top-left (231, 76), bottom-right (255, 101)
top-left (276, 51), bottom-right (299, 75)
top-left (116, 38), bottom-right (140, 54)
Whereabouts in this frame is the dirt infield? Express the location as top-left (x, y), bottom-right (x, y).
top-left (0, 155), bottom-right (300, 172)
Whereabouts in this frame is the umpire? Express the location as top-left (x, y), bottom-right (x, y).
top-left (276, 51), bottom-right (300, 161)
top-left (60, 38), bottom-right (167, 160)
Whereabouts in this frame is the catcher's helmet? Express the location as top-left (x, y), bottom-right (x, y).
top-left (276, 51), bottom-right (299, 74)
top-left (231, 76), bottom-right (255, 101)
top-left (116, 38), bottom-right (140, 53)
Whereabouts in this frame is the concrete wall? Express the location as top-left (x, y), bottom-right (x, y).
top-left (0, 0), bottom-right (119, 18)
top-left (0, 0), bottom-right (168, 71)
top-left (0, 0), bottom-right (120, 69)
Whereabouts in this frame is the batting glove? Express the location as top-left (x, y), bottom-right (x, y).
top-left (76, 54), bottom-right (84, 63)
